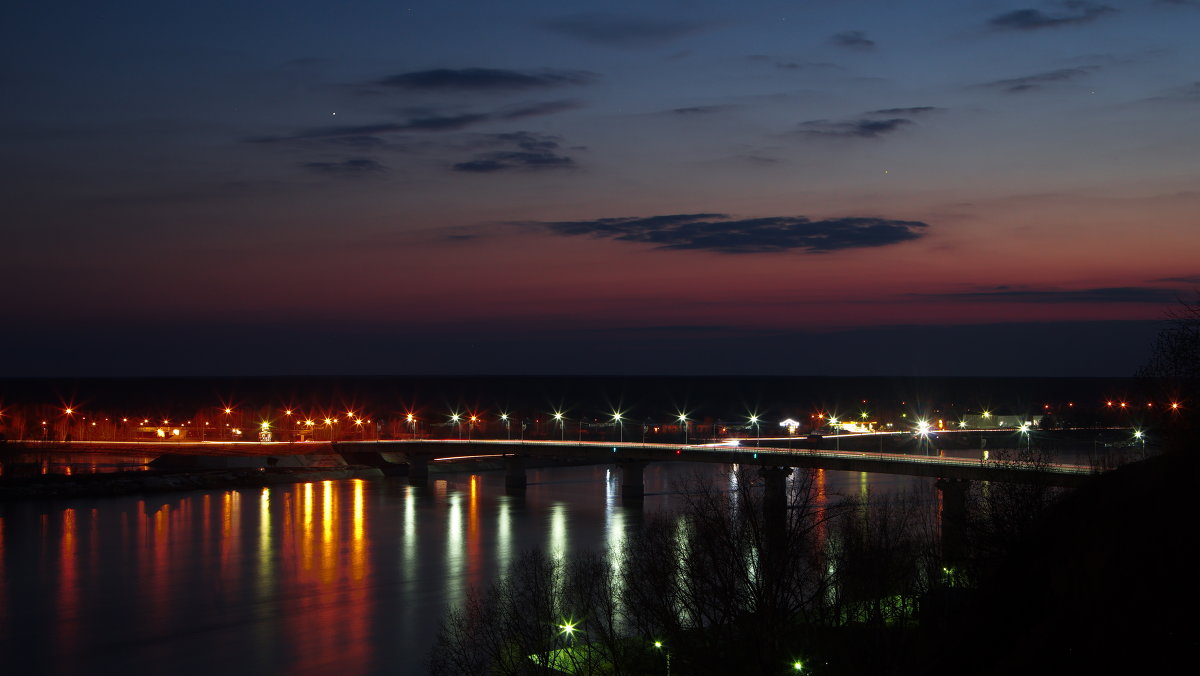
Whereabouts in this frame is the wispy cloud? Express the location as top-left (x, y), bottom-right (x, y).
top-left (868, 106), bottom-right (944, 116)
top-left (544, 13), bottom-right (709, 47)
top-left (988, 2), bottom-right (1116, 31)
top-left (831, 30), bottom-right (876, 50)
top-left (1156, 274), bottom-right (1200, 284)
top-left (916, 286), bottom-right (1180, 304)
top-left (452, 132), bottom-right (575, 173)
top-left (798, 117), bottom-right (913, 139)
top-left (670, 105), bottom-right (728, 115)
top-left (520, 213), bottom-right (930, 254)
top-left (247, 101), bottom-right (580, 144)
top-left (376, 68), bottom-right (596, 92)
top-left (301, 158), bottom-right (386, 176)
top-left (980, 66), bottom-right (1098, 93)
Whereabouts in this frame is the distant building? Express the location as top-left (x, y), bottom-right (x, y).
top-left (962, 412), bottom-right (1042, 429)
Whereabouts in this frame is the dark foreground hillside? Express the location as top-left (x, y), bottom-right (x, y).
top-left (931, 450), bottom-right (1199, 675)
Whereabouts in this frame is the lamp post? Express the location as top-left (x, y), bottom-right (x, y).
top-left (917, 419), bottom-right (931, 455)
top-left (1134, 429), bottom-right (1145, 459)
top-left (612, 411), bottom-right (624, 443)
top-left (654, 640), bottom-right (671, 676)
top-left (830, 416), bottom-right (840, 452)
top-left (677, 413), bottom-right (689, 445)
top-left (553, 411), bottom-right (565, 441)
top-left (500, 413), bottom-right (510, 440)
top-left (406, 413), bottom-right (416, 438)
top-left (748, 414), bottom-right (760, 446)
top-left (450, 413), bottom-right (462, 439)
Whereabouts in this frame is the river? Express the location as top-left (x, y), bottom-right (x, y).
top-left (0, 461), bottom-right (986, 675)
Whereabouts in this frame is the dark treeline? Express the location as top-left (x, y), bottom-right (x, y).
top-left (0, 374), bottom-right (1154, 420)
top-left (428, 443), bottom-right (1089, 675)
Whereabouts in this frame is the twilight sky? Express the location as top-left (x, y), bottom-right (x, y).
top-left (3, 0), bottom-right (1198, 376)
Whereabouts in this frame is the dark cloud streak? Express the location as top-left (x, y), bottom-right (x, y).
top-left (452, 132), bottom-right (575, 173)
top-left (524, 214), bottom-right (930, 254)
top-left (246, 101), bottom-right (579, 144)
top-left (798, 117), bottom-right (913, 139)
top-left (376, 68), bottom-right (595, 91)
top-left (301, 158), bottom-right (386, 176)
top-left (981, 67), bottom-right (1097, 93)
top-left (916, 286), bottom-right (1179, 304)
top-left (988, 3), bottom-right (1116, 30)
top-left (544, 13), bottom-right (708, 47)
top-left (831, 30), bottom-right (876, 50)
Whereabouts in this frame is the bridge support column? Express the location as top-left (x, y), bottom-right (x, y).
top-left (759, 466), bottom-right (794, 617)
top-left (620, 460), bottom-right (648, 504)
top-left (504, 455), bottom-right (527, 496)
top-left (936, 478), bottom-right (970, 566)
top-left (759, 466), bottom-right (793, 520)
top-left (407, 453), bottom-right (431, 487)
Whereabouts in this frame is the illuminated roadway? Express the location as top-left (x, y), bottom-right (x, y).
top-left (13, 430), bottom-right (1105, 486)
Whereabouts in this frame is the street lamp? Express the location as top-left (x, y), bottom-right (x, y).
top-left (916, 419), bottom-right (931, 455)
top-left (406, 412), bottom-right (416, 437)
top-left (500, 413), bottom-right (510, 440)
top-left (748, 414), bottom-right (760, 445)
top-left (829, 416), bottom-right (840, 452)
top-left (558, 620), bottom-right (579, 644)
top-left (1018, 422), bottom-right (1031, 451)
top-left (612, 411), bottom-right (624, 443)
top-left (553, 411), bottom-right (565, 441)
top-left (1133, 429), bottom-right (1145, 459)
top-left (654, 640), bottom-right (672, 675)
top-left (468, 415), bottom-right (478, 441)
top-left (450, 413), bottom-right (462, 439)
top-left (677, 412), bottom-right (689, 445)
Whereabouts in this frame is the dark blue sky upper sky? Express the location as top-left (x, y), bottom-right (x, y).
top-left (3, 1), bottom-right (1198, 376)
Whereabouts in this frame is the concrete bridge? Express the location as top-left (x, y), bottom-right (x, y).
top-left (5, 436), bottom-right (1098, 498)
top-left (4, 434), bottom-right (1099, 497)
top-left (332, 438), bottom-right (1095, 495)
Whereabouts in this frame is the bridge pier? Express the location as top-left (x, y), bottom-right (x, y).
top-left (759, 466), bottom-right (793, 518)
top-left (759, 466), bottom-right (794, 613)
top-left (936, 478), bottom-right (970, 566)
top-left (407, 453), bottom-right (431, 487)
top-left (504, 455), bottom-right (527, 496)
top-left (760, 466), bottom-right (793, 539)
top-left (620, 460), bottom-right (648, 504)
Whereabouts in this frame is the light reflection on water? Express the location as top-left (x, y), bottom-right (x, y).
top-left (1, 462), bottom-right (935, 675)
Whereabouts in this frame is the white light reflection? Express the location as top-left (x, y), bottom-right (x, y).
top-left (606, 509), bottom-right (626, 600)
top-left (403, 487), bottom-right (416, 575)
top-left (496, 498), bottom-right (511, 575)
top-left (446, 491), bottom-right (464, 607)
top-left (604, 468), bottom-right (617, 512)
top-left (549, 503), bottom-right (567, 565)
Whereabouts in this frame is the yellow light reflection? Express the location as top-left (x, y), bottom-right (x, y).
top-left (259, 488), bottom-right (272, 595)
top-left (58, 508), bottom-right (78, 659)
top-left (322, 480), bottom-right (334, 583)
top-left (351, 479), bottom-right (365, 581)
